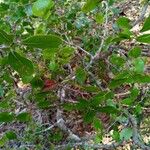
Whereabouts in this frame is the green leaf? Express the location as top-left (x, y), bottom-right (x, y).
top-left (16, 112), bottom-right (31, 122)
top-left (48, 60), bottom-right (59, 72)
top-left (141, 15), bottom-right (150, 32)
top-left (120, 128), bottom-right (133, 141)
top-left (97, 106), bottom-right (119, 114)
top-left (23, 35), bottom-right (62, 49)
top-left (0, 136), bottom-right (7, 147)
top-left (93, 117), bottom-right (102, 130)
top-left (89, 92), bottom-right (106, 106)
top-left (109, 78), bottom-right (127, 88)
top-left (75, 67), bottom-right (86, 84)
top-left (128, 47), bottom-right (141, 58)
top-left (5, 131), bottom-right (17, 140)
top-left (135, 104), bottom-right (142, 115)
top-left (0, 3), bottom-right (9, 12)
top-left (122, 87), bottom-right (139, 105)
top-left (43, 48), bottom-right (57, 59)
top-left (60, 46), bottom-right (74, 57)
top-left (116, 17), bottom-right (131, 29)
top-left (133, 74), bottom-right (150, 83)
top-left (8, 51), bottom-right (34, 83)
top-left (136, 34), bottom-right (150, 43)
top-left (130, 88), bottom-right (139, 99)
top-left (2, 72), bottom-right (14, 84)
top-left (30, 76), bottom-right (44, 88)
top-left (63, 103), bottom-right (76, 111)
top-left (109, 54), bottom-right (125, 66)
top-left (32, 0), bottom-right (54, 17)
top-left (82, 0), bottom-right (101, 13)
top-left (37, 100), bottom-right (51, 109)
top-left (0, 112), bottom-right (14, 123)
top-left (133, 58), bottom-right (145, 73)
top-left (83, 86), bottom-right (99, 92)
top-left (0, 30), bottom-right (13, 44)
top-left (95, 13), bottom-right (104, 24)
top-left (76, 99), bottom-right (90, 110)
top-left (122, 98), bottom-right (134, 105)
top-left (83, 111), bottom-right (95, 123)
top-left (112, 130), bottom-right (120, 142)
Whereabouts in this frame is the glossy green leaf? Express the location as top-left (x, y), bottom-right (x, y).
top-left (5, 131), bottom-right (17, 140)
top-left (0, 30), bottom-right (13, 44)
top-left (0, 112), bottom-right (14, 123)
top-left (120, 128), bottom-right (133, 141)
top-left (8, 51), bottom-right (34, 83)
top-left (16, 112), bottom-right (31, 122)
top-left (141, 15), bottom-right (150, 32)
top-left (32, 0), bottom-right (54, 17)
top-left (23, 35), bottom-right (62, 49)
top-left (82, 0), bottom-right (101, 13)
top-left (128, 47), bottom-right (141, 58)
top-left (76, 67), bottom-right (86, 84)
top-left (136, 34), bottom-right (150, 43)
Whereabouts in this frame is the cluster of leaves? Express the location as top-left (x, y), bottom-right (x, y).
top-left (0, 0), bottom-right (150, 149)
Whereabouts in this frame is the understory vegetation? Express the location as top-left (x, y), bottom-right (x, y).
top-left (0, 0), bottom-right (150, 149)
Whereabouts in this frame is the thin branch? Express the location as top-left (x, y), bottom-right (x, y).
top-left (56, 109), bottom-right (81, 141)
top-left (124, 111), bottom-right (150, 150)
top-left (86, 1), bottom-right (109, 69)
top-left (63, 40), bottom-right (93, 58)
top-left (55, 141), bottom-right (122, 150)
top-left (132, 1), bottom-right (150, 27)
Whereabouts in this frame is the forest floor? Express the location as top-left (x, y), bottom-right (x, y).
top-left (0, 0), bottom-right (150, 150)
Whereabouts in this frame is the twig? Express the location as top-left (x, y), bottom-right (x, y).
top-left (132, 1), bottom-right (150, 27)
top-left (63, 40), bottom-right (93, 58)
top-left (56, 109), bottom-right (81, 141)
top-left (86, 0), bottom-right (109, 69)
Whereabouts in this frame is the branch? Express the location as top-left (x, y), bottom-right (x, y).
top-left (56, 109), bottom-right (81, 141)
top-left (86, 1), bottom-right (109, 69)
top-left (132, 1), bottom-right (150, 27)
top-left (55, 141), bottom-right (122, 150)
top-left (124, 111), bottom-right (150, 150)
top-left (63, 40), bottom-right (93, 59)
